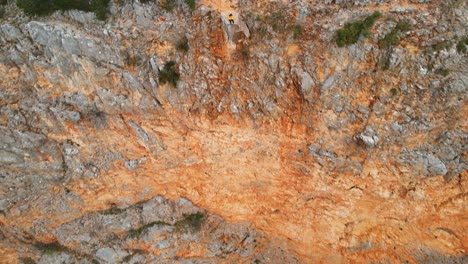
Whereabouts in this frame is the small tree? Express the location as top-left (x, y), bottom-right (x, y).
top-left (91, 0), bottom-right (110, 20)
top-left (336, 11), bottom-right (381, 47)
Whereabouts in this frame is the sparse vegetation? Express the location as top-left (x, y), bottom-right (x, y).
top-left (425, 40), bottom-right (452, 54)
top-left (336, 11), bottom-right (382, 47)
top-left (174, 212), bottom-right (204, 232)
top-left (254, 10), bottom-right (304, 40)
top-left (234, 43), bottom-right (250, 60)
top-left (441, 0), bottom-right (464, 13)
top-left (435, 68), bottom-right (450, 77)
top-left (176, 36), bottom-right (189, 52)
top-left (258, 26), bottom-right (268, 38)
top-left (127, 221), bottom-right (169, 239)
top-left (20, 258), bottom-right (36, 264)
top-left (185, 0), bottom-right (195, 10)
top-left (15, 0), bottom-right (109, 19)
top-left (390, 88), bottom-right (398, 96)
top-left (0, 0), bottom-right (7, 5)
top-left (34, 242), bottom-right (66, 255)
top-left (291, 24), bottom-right (303, 39)
top-left (158, 61), bottom-right (180, 87)
top-left (100, 206), bottom-right (125, 215)
top-left (124, 51), bottom-right (143, 68)
top-left (456, 37), bottom-right (467, 54)
top-left (0, 6), bottom-right (4, 19)
top-left (379, 21), bottom-right (411, 48)
top-left (160, 0), bottom-right (176, 12)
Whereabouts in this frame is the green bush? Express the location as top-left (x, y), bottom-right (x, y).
top-left (291, 24), bottom-right (303, 39)
top-left (158, 61), bottom-right (180, 87)
top-left (176, 36), bottom-right (189, 52)
top-left (34, 242), bottom-right (66, 255)
top-left (185, 0), bottom-right (195, 10)
top-left (390, 88), bottom-right (398, 96)
top-left (90, 0), bottom-right (109, 20)
top-left (379, 21), bottom-right (411, 48)
top-left (16, 0), bottom-right (110, 20)
top-left (436, 68), bottom-right (450, 77)
top-left (160, 0), bottom-right (175, 12)
top-left (19, 258), bottom-right (36, 264)
top-left (16, 0), bottom-right (54, 16)
top-left (175, 212), bottom-right (204, 232)
top-left (336, 11), bottom-right (381, 47)
top-left (456, 37), bottom-right (467, 54)
top-left (362, 11), bottom-right (382, 29)
top-left (0, 0), bottom-right (7, 6)
top-left (53, 0), bottom-right (89, 11)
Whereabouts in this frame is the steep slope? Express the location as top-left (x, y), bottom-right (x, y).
top-left (0, 0), bottom-right (467, 263)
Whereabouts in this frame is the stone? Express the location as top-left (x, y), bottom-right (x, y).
top-left (357, 126), bottom-right (379, 148)
top-left (95, 248), bottom-right (128, 264)
top-left (397, 151), bottom-right (448, 177)
top-left (301, 71), bottom-right (315, 95)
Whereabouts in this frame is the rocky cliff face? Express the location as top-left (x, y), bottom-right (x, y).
top-left (0, 0), bottom-right (467, 263)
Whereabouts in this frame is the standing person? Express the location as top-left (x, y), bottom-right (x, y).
top-left (228, 13), bottom-right (234, 24)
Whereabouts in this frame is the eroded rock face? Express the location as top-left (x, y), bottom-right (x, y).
top-left (0, 0), bottom-right (467, 263)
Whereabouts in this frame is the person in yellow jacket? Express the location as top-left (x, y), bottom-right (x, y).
top-left (228, 13), bottom-right (234, 24)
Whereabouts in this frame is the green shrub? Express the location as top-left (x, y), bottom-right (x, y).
top-left (258, 26), bottom-right (268, 38)
top-left (174, 212), bottom-right (204, 232)
top-left (269, 11), bottom-right (287, 32)
top-left (16, 0), bottom-right (54, 16)
top-left (16, 0), bottom-right (110, 19)
top-left (34, 242), bottom-right (66, 255)
top-left (158, 61), bottom-right (180, 87)
top-left (291, 24), bottom-right (303, 39)
top-left (90, 0), bottom-right (109, 20)
top-left (19, 258), bottom-right (36, 264)
top-left (456, 37), bottom-right (467, 53)
top-left (436, 68), bottom-right (450, 77)
top-left (160, 0), bottom-right (175, 12)
top-left (0, 0), bottom-right (7, 6)
top-left (390, 88), bottom-right (398, 96)
top-left (53, 0), bottom-right (89, 11)
top-left (362, 11), bottom-right (382, 29)
top-left (175, 36), bottom-right (189, 52)
top-left (379, 21), bottom-right (411, 48)
top-left (185, 0), bottom-right (195, 10)
top-left (336, 11), bottom-right (381, 47)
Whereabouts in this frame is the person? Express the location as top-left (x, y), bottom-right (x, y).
top-left (228, 13), bottom-right (234, 24)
